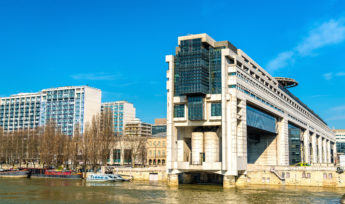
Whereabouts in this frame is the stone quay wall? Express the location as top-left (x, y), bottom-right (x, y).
top-left (236, 165), bottom-right (345, 188)
top-left (102, 166), bottom-right (167, 182)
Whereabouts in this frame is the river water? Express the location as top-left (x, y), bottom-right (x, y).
top-left (0, 178), bottom-right (344, 203)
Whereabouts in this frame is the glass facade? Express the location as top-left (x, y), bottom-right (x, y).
top-left (102, 101), bottom-right (135, 136)
top-left (188, 96), bottom-right (203, 120)
top-left (174, 104), bottom-right (185, 118)
top-left (40, 88), bottom-right (83, 136)
top-left (173, 38), bottom-right (223, 121)
top-left (246, 105), bottom-right (276, 133)
top-left (152, 125), bottom-right (167, 135)
top-left (288, 123), bottom-right (302, 165)
top-left (211, 103), bottom-right (221, 116)
top-left (113, 149), bottom-right (121, 163)
top-left (174, 38), bottom-right (222, 96)
top-left (0, 96), bottom-right (41, 131)
top-left (337, 143), bottom-right (345, 154)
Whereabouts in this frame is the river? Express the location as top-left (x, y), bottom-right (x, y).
top-left (0, 178), bottom-right (343, 203)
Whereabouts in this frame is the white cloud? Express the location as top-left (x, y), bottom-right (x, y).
top-left (266, 51), bottom-right (294, 72)
top-left (323, 72), bottom-right (333, 80)
top-left (327, 115), bottom-right (345, 121)
top-left (296, 19), bottom-right (345, 56)
top-left (336, 72), bottom-right (345, 76)
top-left (267, 18), bottom-right (345, 72)
top-left (323, 72), bottom-right (345, 80)
top-left (71, 73), bottom-right (118, 81)
top-left (330, 105), bottom-right (345, 112)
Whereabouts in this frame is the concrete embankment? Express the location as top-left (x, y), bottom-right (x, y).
top-left (237, 165), bottom-right (345, 187)
top-left (101, 166), bottom-right (167, 182)
top-left (101, 165), bottom-right (345, 188)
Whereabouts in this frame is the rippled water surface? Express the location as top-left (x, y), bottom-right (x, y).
top-left (0, 178), bottom-right (344, 203)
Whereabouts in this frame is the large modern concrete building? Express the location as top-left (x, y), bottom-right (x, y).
top-left (0, 86), bottom-right (101, 136)
top-left (101, 101), bottom-right (136, 136)
top-left (335, 129), bottom-right (345, 154)
top-left (165, 34), bottom-right (336, 185)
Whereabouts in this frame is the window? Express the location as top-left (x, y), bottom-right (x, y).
top-left (211, 103), bottom-right (221, 116)
top-left (188, 96), bottom-right (203, 120)
top-left (174, 104), bottom-right (185, 118)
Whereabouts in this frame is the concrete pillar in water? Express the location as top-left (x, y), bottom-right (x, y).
top-left (204, 131), bottom-right (219, 162)
top-left (192, 132), bottom-right (204, 165)
top-left (223, 175), bottom-right (236, 188)
top-left (167, 174), bottom-right (179, 187)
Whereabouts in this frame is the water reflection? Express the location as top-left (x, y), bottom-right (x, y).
top-left (0, 178), bottom-right (343, 204)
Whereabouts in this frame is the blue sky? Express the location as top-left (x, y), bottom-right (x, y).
top-left (0, 0), bottom-right (344, 128)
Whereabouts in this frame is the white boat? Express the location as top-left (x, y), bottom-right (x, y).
top-left (86, 174), bottom-right (129, 182)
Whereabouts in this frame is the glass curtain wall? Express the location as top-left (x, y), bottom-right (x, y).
top-left (246, 105), bottom-right (276, 133)
top-left (288, 123), bottom-right (302, 165)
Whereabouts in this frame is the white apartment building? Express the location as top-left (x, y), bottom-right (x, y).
top-left (101, 101), bottom-right (136, 136)
top-left (0, 86), bottom-right (101, 136)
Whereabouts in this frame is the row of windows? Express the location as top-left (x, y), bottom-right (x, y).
top-left (148, 150), bottom-right (165, 156)
top-left (148, 141), bottom-right (166, 147)
top-left (234, 62), bottom-right (327, 128)
top-left (230, 84), bottom-right (284, 113)
top-left (174, 102), bottom-right (222, 118)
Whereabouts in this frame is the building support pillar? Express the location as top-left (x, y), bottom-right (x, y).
top-left (323, 138), bottom-right (327, 163)
top-left (318, 136), bottom-right (322, 163)
top-left (223, 175), bottom-right (236, 188)
top-left (277, 117), bottom-right (289, 165)
top-left (167, 174), bottom-right (179, 187)
top-left (303, 130), bottom-right (310, 164)
top-left (327, 140), bottom-right (331, 164)
top-left (236, 99), bottom-right (247, 170)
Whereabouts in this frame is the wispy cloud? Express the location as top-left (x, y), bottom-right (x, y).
top-left (267, 18), bottom-right (345, 72)
top-left (330, 105), bottom-right (345, 111)
top-left (323, 72), bottom-right (345, 80)
top-left (326, 105), bottom-right (345, 121)
top-left (327, 115), bottom-right (345, 121)
top-left (71, 72), bottom-right (119, 81)
top-left (310, 94), bottom-right (329, 98)
top-left (266, 51), bottom-right (294, 72)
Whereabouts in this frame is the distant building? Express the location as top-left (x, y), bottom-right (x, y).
top-left (147, 132), bottom-right (166, 166)
top-left (109, 118), bottom-right (152, 166)
top-left (101, 101), bottom-right (136, 136)
top-left (0, 86), bottom-right (101, 136)
top-left (125, 118), bottom-right (152, 138)
top-left (152, 118), bottom-right (167, 135)
top-left (335, 129), bottom-right (345, 154)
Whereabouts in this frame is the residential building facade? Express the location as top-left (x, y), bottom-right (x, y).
top-left (0, 86), bottom-right (101, 136)
top-left (147, 132), bottom-right (167, 166)
top-left (101, 101), bottom-right (136, 136)
top-left (166, 34), bottom-right (336, 185)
